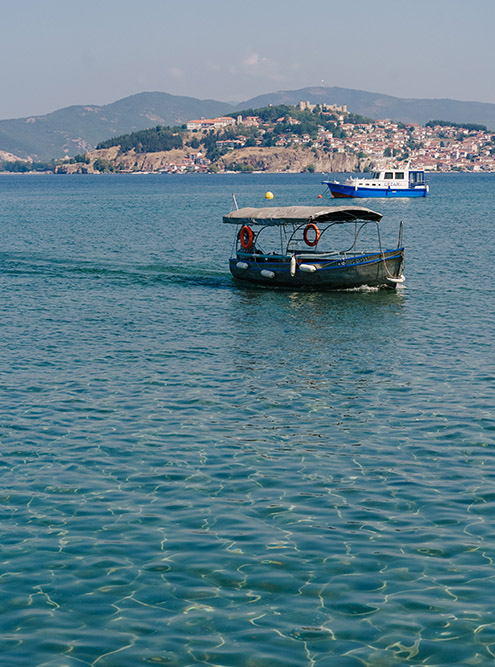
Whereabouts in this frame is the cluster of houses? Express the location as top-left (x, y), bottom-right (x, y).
top-left (185, 116), bottom-right (237, 132)
top-left (166, 104), bottom-right (495, 173)
top-left (156, 152), bottom-right (211, 174)
top-left (324, 119), bottom-right (495, 172)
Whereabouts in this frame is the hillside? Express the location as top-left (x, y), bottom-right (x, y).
top-left (0, 92), bottom-right (234, 161)
top-left (47, 103), bottom-right (493, 176)
top-left (1, 87), bottom-right (495, 161)
top-left (240, 87), bottom-right (495, 129)
top-left (57, 145), bottom-right (359, 175)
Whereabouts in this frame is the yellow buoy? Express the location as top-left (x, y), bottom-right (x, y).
top-left (265, 191), bottom-right (274, 200)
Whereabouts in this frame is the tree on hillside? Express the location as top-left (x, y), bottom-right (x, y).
top-left (234, 105), bottom-right (293, 123)
top-left (97, 126), bottom-right (183, 153)
top-left (260, 133), bottom-right (276, 147)
top-left (426, 120), bottom-right (487, 132)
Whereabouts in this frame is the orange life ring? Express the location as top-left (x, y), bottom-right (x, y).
top-left (303, 223), bottom-right (320, 247)
top-left (239, 225), bottom-right (254, 249)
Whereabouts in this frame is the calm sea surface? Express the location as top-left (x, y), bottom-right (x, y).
top-left (1, 172), bottom-right (495, 666)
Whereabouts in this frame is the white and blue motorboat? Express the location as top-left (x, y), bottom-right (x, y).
top-left (323, 166), bottom-right (429, 198)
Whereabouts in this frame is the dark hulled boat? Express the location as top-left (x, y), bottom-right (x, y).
top-left (224, 205), bottom-right (404, 290)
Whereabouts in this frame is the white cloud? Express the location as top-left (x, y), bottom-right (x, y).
top-left (243, 53), bottom-right (260, 68)
top-left (168, 67), bottom-right (185, 79)
top-left (241, 51), bottom-right (286, 82)
top-left (239, 52), bottom-right (302, 84)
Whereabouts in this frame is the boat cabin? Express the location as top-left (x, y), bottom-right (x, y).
top-left (368, 169), bottom-right (425, 187)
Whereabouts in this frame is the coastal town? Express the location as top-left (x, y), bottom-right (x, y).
top-left (158, 102), bottom-right (495, 174)
top-left (2, 101), bottom-right (495, 174)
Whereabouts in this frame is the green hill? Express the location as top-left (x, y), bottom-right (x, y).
top-left (0, 92), bottom-right (234, 161)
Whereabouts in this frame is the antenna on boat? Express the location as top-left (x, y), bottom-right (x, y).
top-left (232, 193), bottom-right (239, 210)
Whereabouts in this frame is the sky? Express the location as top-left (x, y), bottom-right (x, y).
top-left (1, 0), bottom-right (494, 120)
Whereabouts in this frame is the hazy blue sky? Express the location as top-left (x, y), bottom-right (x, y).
top-left (1, 0), bottom-right (494, 120)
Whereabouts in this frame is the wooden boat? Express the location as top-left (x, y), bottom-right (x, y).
top-left (322, 166), bottom-right (429, 198)
top-left (224, 205), bottom-right (404, 290)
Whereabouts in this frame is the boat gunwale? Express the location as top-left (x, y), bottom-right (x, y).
top-left (232, 249), bottom-right (403, 272)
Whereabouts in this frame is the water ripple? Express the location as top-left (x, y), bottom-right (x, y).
top-left (2, 173), bottom-right (495, 665)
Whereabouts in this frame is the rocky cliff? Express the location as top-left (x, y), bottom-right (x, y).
top-left (56, 145), bottom-right (365, 174)
top-left (217, 147), bottom-right (362, 173)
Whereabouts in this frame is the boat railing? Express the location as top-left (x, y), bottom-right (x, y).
top-left (235, 219), bottom-right (387, 259)
top-left (235, 249), bottom-right (374, 261)
top-left (296, 250), bottom-right (365, 258)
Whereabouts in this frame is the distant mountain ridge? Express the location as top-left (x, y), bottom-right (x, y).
top-left (1, 87), bottom-right (495, 161)
top-left (241, 87), bottom-right (495, 129)
top-left (0, 92), bottom-right (233, 161)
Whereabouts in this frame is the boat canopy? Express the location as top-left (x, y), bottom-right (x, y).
top-left (223, 205), bottom-right (383, 226)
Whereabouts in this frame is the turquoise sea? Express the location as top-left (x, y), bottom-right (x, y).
top-left (1, 172), bottom-right (495, 666)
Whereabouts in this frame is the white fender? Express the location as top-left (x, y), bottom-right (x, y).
top-left (260, 269), bottom-right (275, 279)
top-left (299, 263), bottom-right (316, 273)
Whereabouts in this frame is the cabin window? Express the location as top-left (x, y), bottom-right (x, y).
top-left (410, 172), bottom-right (424, 184)
top-left (384, 172), bottom-right (393, 179)
top-left (394, 172), bottom-right (404, 179)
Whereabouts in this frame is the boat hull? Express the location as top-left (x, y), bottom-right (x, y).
top-left (325, 182), bottom-right (428, 198)
top-left (230, 249), bottom-right (404, 290)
